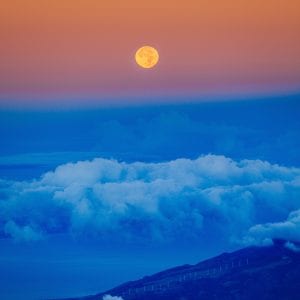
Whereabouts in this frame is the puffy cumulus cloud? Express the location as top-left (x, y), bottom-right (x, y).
top-left (0, 155), bottom-right (300, 244)
top-left (246, 209), bottom-right (300, 245)
top-left (103, 295), bottom-right (123, 300)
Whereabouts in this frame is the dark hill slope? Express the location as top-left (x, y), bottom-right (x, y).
top-left (62, 241), bottom-right (300, 300)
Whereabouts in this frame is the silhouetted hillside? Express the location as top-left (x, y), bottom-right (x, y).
top-left (61, 240), bottom-right (300, 300)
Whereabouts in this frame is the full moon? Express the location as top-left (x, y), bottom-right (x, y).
top-left (135, 46), bottom-right (159, 69)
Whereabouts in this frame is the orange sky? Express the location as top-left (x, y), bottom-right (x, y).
top-left (0, 0), bottom-right (300, 102)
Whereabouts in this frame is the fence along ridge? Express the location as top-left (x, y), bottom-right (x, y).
top-left (118, 258), bottom-right (249, 296)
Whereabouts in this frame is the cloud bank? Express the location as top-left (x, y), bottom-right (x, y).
top-left (0, 155), bottom-right (300, 245)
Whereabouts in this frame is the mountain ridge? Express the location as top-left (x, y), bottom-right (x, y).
top-left (58, 240), bottom-right (300, 300)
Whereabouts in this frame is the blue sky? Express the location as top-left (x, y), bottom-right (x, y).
top-left (1, 96), bottom-right (300, 179)
top-left (0, 96), bottom-right (300, 299)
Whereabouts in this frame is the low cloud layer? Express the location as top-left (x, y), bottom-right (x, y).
top-left (1, 155), bottom-right (300, 245)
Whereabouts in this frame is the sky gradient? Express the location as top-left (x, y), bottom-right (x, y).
top-left (1, 0), bottom-right (300, 104)
top-left (1, 1), bottom-right (300, 299)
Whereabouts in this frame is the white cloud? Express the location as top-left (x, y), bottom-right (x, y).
top-left (103, 295), bottom-right (123, 300)
top-left (0, 155), bottom-right (300, 244)
top-left (245, 209), bottom-right (300, 245)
